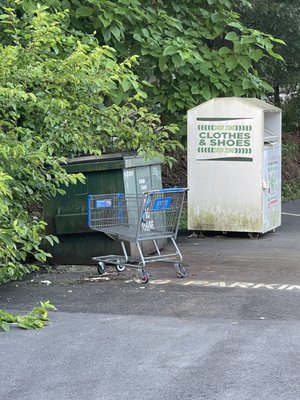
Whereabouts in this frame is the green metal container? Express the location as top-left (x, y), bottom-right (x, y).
top-left (44, 153), bottom-right (163, 264)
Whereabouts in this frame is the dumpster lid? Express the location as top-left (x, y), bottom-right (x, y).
top-left (67, 152), bottom-right (136, 165)
top-left (65, 152), bottom-right (162, 173)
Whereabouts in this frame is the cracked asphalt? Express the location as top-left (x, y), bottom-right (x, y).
top-left (0, 199), bottom-right (299, 400)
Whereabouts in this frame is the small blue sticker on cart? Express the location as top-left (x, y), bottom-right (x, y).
top-left (152, 197), bottom-right (172, 211)
top-left (96, 199), bottom-right (112, 208)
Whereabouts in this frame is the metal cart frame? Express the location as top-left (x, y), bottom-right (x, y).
top-left (88, 188), bottom-right (188, 283)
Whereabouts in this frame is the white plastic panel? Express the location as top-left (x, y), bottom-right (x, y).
top-left (263, 144), bottom-right (281, 232)
top-left (188, 98), bottom-right (282, 233)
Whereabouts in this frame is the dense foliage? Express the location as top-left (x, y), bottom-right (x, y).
top-left (241, 0), bottom-right (300, 130)
top-left (240, 0), bottom-right (300, 200)
top-left (9, 0), bottom-right (284, 133)
top-left (0, 4), bottom-right (178, 284)
top-left (282, 135), bottom-right (300, 201)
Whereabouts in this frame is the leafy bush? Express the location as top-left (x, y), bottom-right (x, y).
top-left (282, 134), bottom-right (300, 201)
top-left (282, 181), bottom-right (300, 202)
top-left (282, 96), bottom-right (300, 133)
top-left (3, 0), bottom-right (284, 136)
top-left (0, 5), bottom-right (180, 284)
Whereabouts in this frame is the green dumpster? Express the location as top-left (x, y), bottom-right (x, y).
top-left (44, 153), bottom-right (163, 264)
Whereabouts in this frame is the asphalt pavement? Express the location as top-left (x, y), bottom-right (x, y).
top-left (0, 199), bottom-right (300, 400)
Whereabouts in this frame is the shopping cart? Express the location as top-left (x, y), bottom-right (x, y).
top-left (88, 188), bottom-right (188, 283)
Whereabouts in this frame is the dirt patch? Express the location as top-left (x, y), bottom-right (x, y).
top-left (36, 264), bottom-right (137, 286)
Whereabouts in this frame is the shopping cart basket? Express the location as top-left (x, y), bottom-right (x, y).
top-left (88, 188), bottom-right (188, 283)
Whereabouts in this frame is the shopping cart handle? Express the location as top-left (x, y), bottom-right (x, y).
top-left (159, 187), bottom-right (189, 193)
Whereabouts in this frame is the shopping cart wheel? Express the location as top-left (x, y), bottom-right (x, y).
top-left (175, 263), bottom-right (187, 278)
top-left (116, 264), bottom-right (126, 272)
top-left (138, 269), bottom-right (149, 284)
top-left (97, 262), bottom-right (106, 275)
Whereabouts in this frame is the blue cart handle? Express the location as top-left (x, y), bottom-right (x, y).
top-left (159, 187), bottom-right (189, 193)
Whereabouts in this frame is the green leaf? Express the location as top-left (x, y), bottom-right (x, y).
top-left (0, 321), bottom-right (10, 332)
top-left (218, 47), bottom-right (231, 56)
top-left (16, 315), bottom-right (45, 330)
top-left (40, 301), bottom-right (57, 310)
top-left (76, 6), bottom-right (94, 18)
top-left (201, 87), bottom-right (212, 101)
top-left (239, 56), bottom-right (251, 71)
top-left (271, 38), bottom-right (286, 45)
top-left (120, 78), bottom-right (132, 92)
top-left (172, 54), bottom-right (183, 67)
top-left (93, 17), bottom-right (101, 29)
top-left (240, 36), bottom-right (256, 45)
top-left (225, 31), bottom-right (239, 42)
top-left (158, 55), bottom-right (168, 72)
top-left (45, 236), bottom-right (54, 246)
top-left (242, 78), bottom-right (254, 90)
top-left (141, 28), bottom-right (149, 38)
top-left (268, 48), bottom-right (284, 61)
top-left (133, 32), bottom-right (142, 42)
top-left (111, 25), bottom-right (121, 41)
top-left (0, 14), bottom-right (11, 20)
top-left (250, 49), bottom-right (265, 62)
top-left (102, 27), bottom-right (112, 42)
top-left (232, 85), bottom-right (246, 96)
top-left (0, 310), bottom-right (17, 323)
top-left (163, 45), bottom-right (178, 57)
top-left (35, 252), bottom-right (48, 262)
top-left (225, 57), bottom-right (238, 70)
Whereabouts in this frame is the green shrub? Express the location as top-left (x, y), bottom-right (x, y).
top-left (282, 135), bottom-right (300, 202)
top-left (0, 5), bottom-right (180, 284)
